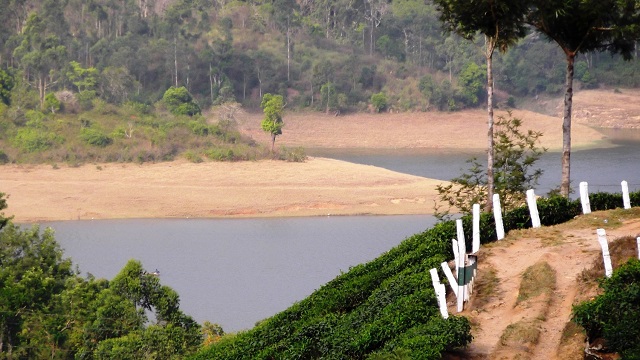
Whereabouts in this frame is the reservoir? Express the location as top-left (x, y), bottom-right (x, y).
top-left (47, 215), bottom-right (437, 332)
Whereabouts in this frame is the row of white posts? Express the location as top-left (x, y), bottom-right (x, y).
top-left (431, 180), bottom-right (637, 318)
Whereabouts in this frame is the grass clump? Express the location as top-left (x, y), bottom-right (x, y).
top-left (516, 261), bottom-right (556, 305)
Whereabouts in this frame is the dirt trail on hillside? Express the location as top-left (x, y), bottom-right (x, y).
top-left (456, 213), bottom-right (640, 359)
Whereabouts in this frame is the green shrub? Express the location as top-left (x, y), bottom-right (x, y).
top-left (24, 110), bottom-right (47, 128)
top-left (370, 92), bottom-right (388, 113)
top-left (80, 128), bottom-right (112, 147)
top-left (590, 192), bottom-right (624, 211)
top-left (537, 195), bottom-right (580, 225)
top-left (123, 101), bottom-right (151, 115)
top-left (162, 86), bottom-right (201, 116)
top-left (573, 259), bottom-right (640, 358)
top-left (188, 121), bottom-right (211, 136)
top-left (43, 92), bottom-right (61, 113)
top-left (12, 128), bottom-right (61, 152)
top-left (205, 148), bottom-right (235, 161)
top-left (77, 90), bottom-right (96, 111)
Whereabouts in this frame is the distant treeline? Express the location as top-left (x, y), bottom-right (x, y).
top-left (1, 0), bottom-right (639, 115)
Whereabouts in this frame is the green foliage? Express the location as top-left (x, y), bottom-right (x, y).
top-left (163, 87), bottom-right (201, 116)
top-left (43, 92), bottom-right (61, 114)
top-left (371, 92), bottom-right (388, 113)
top-left (260, 93), bottom-right (285, 151)
top-left (0, 69), bottom-right (14, 105)
top-left (205, 148), bottom-right (236, 161)
top-left (457, 62), bottom-right (485, 107)
top-left (573, 259), bottom-right (640, 358)
top-left (77, 90), bottom-right (97, 111)
top-left (67, 60), bottom-right (99, 92)
top-left (0, 216), bottom-right (203, 360)
top-left (12, 127), bottom-right (61, 152)
top-left (436, 113), bottom-right (546, 218)
top-left (80, 127), bottom-right (113, 147)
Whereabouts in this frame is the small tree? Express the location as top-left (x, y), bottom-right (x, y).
top-left (260, 93), bottom-right (284, 152)
top-left (370, 92), bottom-right (388, 113)
top-left (162, 86), bottom-right (201, 116)
top-left (435, 112), bottom-right (546, 218)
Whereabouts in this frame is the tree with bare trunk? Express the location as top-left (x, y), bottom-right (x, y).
top-left (434, 0), bottom-right (528, 211)
top-left (260, 93), bottom-right (284, 152)
top-left (527, 0), bottom-right (640, 197)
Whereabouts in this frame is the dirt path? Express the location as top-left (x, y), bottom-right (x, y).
top-left (461, 213), bottom-right (640, 359)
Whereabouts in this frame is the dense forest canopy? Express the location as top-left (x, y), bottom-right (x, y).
top-left (0, 0), bottom-right (638, 116)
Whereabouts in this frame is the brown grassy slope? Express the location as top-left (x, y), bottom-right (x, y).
top-left (236, 108), bottom-right (607, 151)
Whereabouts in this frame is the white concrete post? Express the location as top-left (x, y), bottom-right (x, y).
top-left (430, 268), bottom-right (440, 288)
top-left (526, 189), bottom-right (541, 228)
top-left (437, 283), bottom-right (449, 319)
top-left (472, 204), bottom-right (480, 254)
top-left (596, 228), bottom-right (613, 278)
top-left (493, 194), bottom-right (505, 240)
top-left (452, 239), bottom-right (460, 269)
top-left (458, 237), bottom-right (468, 300)
top-left (456, 234), bottom-right (467, 312)
top-left (456, 219), bottom-right (466, 254)
top-left (622, 181), bottom-right (631, 209)
top-left (430, 268), bottom-right (449, 319)
top-left (580, 182), bottom-right (591, 214)
top-left (637, 237), bottom-right (640, 260)
top-left (441, 262), bottom-right (458, 297)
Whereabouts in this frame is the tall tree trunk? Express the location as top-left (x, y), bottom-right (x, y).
top-left (271, 133), bottom-right (276, 152)
top-left (209, 63), bottom-right (214, 104)
top-left (174, 36), bottom-right (179, 87)
top-left (286, 25), bottom-right (291, 82)
top-left (561, 52), bottom-right (575, 197)
top-left (485, 36), bottom-right (496, 212)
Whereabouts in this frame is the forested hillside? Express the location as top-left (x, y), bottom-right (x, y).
top-left (1, 0), bottom-right (639, 116)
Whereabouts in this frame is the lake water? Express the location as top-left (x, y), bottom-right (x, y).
top-left (47, 215), bottom-right (436, 332)
top-left (45, 129), bottom-right (640, 332)
top-left (309, 128), bottom-right (640, 195)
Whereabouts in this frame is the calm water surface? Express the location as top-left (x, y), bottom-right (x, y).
top-left (309, 128), bottom-right (640, 194)
top-left (47, 216), bottom-right (436, 332)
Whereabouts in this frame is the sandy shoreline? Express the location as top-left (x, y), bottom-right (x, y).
top-left (2, 158), bottom-right (446, 223)
top-left (3, 89), bottom-right (638, 223)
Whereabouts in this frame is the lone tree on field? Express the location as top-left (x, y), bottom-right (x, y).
top-left (434, 0), bottom-right (528, 211)
top-left (527, 0), bottom-right (640, 197)
top-left (260, 93), bottom-right (285, 152)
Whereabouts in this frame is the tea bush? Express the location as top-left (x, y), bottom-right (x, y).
top-left (193, 189), bottom-right (640, 359)
top-left (573, 259), bottom-right (640, 358)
